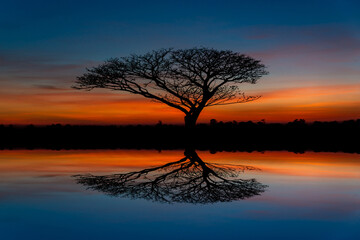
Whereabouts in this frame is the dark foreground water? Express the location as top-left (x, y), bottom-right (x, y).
top-left (0, 150), bottom-right (359, 240)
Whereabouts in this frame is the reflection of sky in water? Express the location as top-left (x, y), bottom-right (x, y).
top-left (0, 150), bottom-right (359, 240)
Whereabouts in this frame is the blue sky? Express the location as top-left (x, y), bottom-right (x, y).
top-left (2, 0), bottom-right (359, 60)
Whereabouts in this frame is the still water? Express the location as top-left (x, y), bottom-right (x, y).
top-left (0, 150), bottom-right (359, 240)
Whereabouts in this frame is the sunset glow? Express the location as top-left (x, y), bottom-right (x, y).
top-left (1, 1), bottom-right (359, 124)
top-left (0, 82), bottom-right (359, 124)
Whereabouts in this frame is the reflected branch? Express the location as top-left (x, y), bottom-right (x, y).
top-left (74, 150), bottom-right (267, 204)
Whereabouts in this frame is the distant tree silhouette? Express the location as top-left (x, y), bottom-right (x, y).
top-left (74, 48), bottom-right (268, 128)
top-left (1, 121), bottom-right (359, 152)
top-left (73, 149), bottom-right (267, 204)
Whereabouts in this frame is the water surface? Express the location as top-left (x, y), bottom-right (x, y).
top-left (0, 150), bottom-right (359, 239)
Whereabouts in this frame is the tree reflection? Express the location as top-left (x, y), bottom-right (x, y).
top-left (74, 149), bottom-right (267, 204)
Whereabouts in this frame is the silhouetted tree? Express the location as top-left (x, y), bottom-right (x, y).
top-left (74, 48), bottom-right (268, 128)
top-left (73, 149), bottom-right (267, 204)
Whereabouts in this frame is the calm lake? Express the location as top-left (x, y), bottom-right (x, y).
top-left (0, 150), bottom-right (359, 240)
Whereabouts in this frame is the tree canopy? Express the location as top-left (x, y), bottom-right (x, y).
top-left (74, 48), bottom-right (268, 127)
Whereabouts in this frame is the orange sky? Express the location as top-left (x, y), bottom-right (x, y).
top-left (0, 81), bottom-right (359, 124)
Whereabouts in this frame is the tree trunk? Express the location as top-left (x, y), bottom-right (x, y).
top-left (184, 114), bottom-right (198, 129)
top-left (184, 105), bottom-right (205, 129)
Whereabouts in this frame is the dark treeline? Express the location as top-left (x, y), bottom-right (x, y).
top-left (0, 119), bottom-right (359, 153)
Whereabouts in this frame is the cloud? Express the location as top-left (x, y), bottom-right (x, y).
top-left (244, 24), bottom-right (360, 65)
top-left (32, 84), bottom-right (68, 90)
top-left (260, 83), bottom-right (360, 100)
top-left (0, 52), bottom-right (96, 85)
